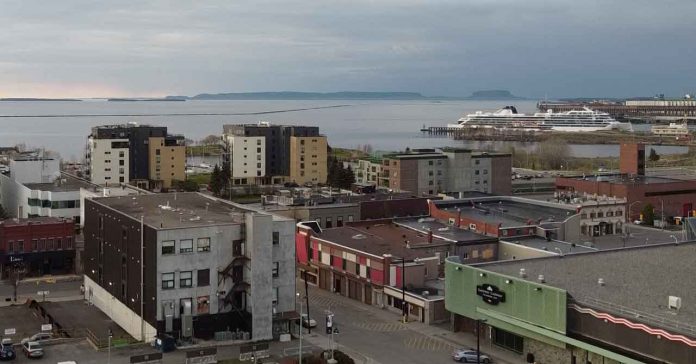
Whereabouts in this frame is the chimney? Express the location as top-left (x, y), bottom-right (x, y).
top-left (456, 208), bottom-right (462, 227)
top-left (427, 228), bottom-right (433, 244)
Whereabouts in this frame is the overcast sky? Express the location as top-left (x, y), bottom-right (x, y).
top-left (2, 0), bottom-right (695, 98)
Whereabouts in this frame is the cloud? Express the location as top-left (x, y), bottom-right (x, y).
top-left (0, 0), bottom-right (695, 98)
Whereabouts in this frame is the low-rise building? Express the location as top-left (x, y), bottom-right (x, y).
top-left (554, 192), bottom-right (626, 238)
top-left (445, 242), bottom-right (696, 363)
top-left (296, 218), bottom-right (498, 324)
top-left (0, 217), bottom-right (75, 279)
top-left (379, 148), bottom-right (512, 196)
top-left (83, 192), bottom-right (296, 342)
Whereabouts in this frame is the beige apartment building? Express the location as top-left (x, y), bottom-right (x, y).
top-left (148, 136), bottom-right (186, 190)
top-left (289, 136), bottom-right (327, 186)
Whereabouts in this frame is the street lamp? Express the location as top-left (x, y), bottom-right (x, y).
top-left (477, 319), bottom-right (488, 364)
top-left (107, 328), bottom-right (113, 364)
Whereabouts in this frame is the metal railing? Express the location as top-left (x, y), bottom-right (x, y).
top-left (571, 297), bottom-right (696, 338)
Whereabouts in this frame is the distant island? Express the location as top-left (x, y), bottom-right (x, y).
top-left (165, 90), bottom-right (525, 101)
top-left (108, 98), bottom-right (185, 102)
top-left (0, 98), bottom-right (82, 102)
top-left (463, 90), bottom-right (525, 100)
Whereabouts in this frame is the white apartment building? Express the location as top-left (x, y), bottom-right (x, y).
top-left (352, 159), bottom-right (382, 186)
top-left (86, 137), bottom-right (130, 185)
top-left (226, 135), bottom-right (265, 185)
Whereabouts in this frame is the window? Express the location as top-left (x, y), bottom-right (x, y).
top-left (180, 298), bottom-right (192, 315)
top-left (483, 169), bottom-right (488, 175)
top-left (428, 161), bottom-right (433, 166)
top-left (272, 232), bottom-right (279, 245)
top-left (32, 239), bottom-right (38, 251)
top-left (197, 296), bottom-right (210, 314)
top-left (428, 171), bottom-right (433, 176)
top-left (272, 288), bottom-right (279, 306)
top-left (337, 216), bottom-right (343, 227)
top-left (162, 240), bottom-right (175, 255)
top-left (581, 213), bottom-right (587, 219)
top-left (39, 239), bottom-right (46, 251)
top-left (180, 271), bottom-right (193, 288)
top-left (366, 266), bottom-right (371, 279)
top-left (162, 273), bottom-right (175, 289)
top-left (65, 237), bottom-right (73, 250)
top-left (197, 238), bottom-right (211, 252)
top-left (475, 159), bottom-right (480, 165)
top-left (272, 262), bottom-right (279, 278)
top-left (342, 259), bottom-right (347, 271)
top-left (47, 239), bottom-right (54, 250)
top-left (105, 160), bottom-right (111, 163)
top-left (617, 210), bottom-right (623, 216)
top-left (156, 149), bottom-right (161, 155)
top-left (119, 159), bottom-right (124, 166)
top-left (355, 263), bottom-right (360, 275)
top-left (494, 328), bottom-right (524, 354)
top-left (119, 151), bottom-right (124, 158)
top-left (475, 170), bottom-right (480, 175)
top-left (15, 240), bottom-right (24, 253)
top-left (7, 241), bottom-right (13, 253)
top-left (180, 239), bottom-right (193, 253)
top-left (326, 217), bottom-right (333, 228)
top-left (197, 269), bottom-right (210, 287)
top-left (597, 212), bottom-right (604, 218)
top-left (348, 215), bottom-right (354, 222)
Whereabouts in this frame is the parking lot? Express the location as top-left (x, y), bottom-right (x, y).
top-left (0, 303), bottom-right (47, 342)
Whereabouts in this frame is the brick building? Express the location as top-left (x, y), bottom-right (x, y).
top-left (556, 143), bottom-right (696, 222)
top-left (0, 217), bottom-right (75, 278)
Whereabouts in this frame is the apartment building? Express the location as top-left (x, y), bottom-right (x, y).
top-left (224, 135), bottom-right (266, 185)
top-left (351, 159), bottom-right (382, 186)
top-left (289, 136), bottom-right (328, 185)
top-left (222, 123), bottom-right (324, 184)
top-left (148, 137), bottom-right (186, 190)
top-left (379, 148), bottom-right (511, 196)
top-left (85, 123), bottom-right (185, 190)
top-left (83, 193), bottom-right (296, 342)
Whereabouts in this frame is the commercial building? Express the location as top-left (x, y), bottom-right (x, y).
top-left (296, 218), bottom-right (498, 324)
top-left (379, 148), bottom-right (511, 196)
top-left (554, 192), bottom-right (627, 238)
top-left (556, 143), bottom-right (696, 222)
top-left (289, 136), bottom-right (328, 185)
top-left (0, 217), bottom-right (75, 279)
top-left (85, 123), bottom-right (186, 190)
top-left (83, 193), bottom-right (296, 342)
top-left (222, 123), bottom-right (324, 184)
top-left (445, 242), bottom-right (696, 364)
top-left (429, 196), bottom-right (581, 242)
top-left (0, 154), bottom-right (91, 223)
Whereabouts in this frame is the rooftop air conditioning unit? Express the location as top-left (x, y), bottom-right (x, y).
top-left (537, 274), bottom-right (545, 283)
top-left (668, 296), bottom-right (682, 310)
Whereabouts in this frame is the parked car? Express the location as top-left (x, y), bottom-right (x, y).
top-left (22, 341), bottom-right (43, 359)
top-left (452, 348), bottom-right (491, 363)
top-left (300, 314), bottom-right (317, 328)
top-left (20, 333), bottom-right (52, 345)
top-left (0, 339), bottom-right (15, 361)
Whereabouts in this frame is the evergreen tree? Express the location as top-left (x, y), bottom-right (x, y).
top-left (339, 165), bottom-right (356, 189)
top-left (641, 203), bottom-right (655, 225)
top-left (649, 148), bottom-right (660, 162)
top-left (221, 161), bottom-right (231, 182)
top-left (0, 204), bottom-right (8, 219)
top-left (210, 164), bottom-right (222, 196)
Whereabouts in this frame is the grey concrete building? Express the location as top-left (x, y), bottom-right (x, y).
top-left (83, 192), bottom-right (295, 342)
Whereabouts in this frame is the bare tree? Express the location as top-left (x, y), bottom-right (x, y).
top-left (200, 135), bottom-right (221, 145)
top-left (5, 262), bottom-right (27, 302)
top-left (537, 137), bottom-right (570, 170)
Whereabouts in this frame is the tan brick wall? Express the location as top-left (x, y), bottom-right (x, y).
top-left (148, 137), bottom-right (185, 189)
top-left (289, 136), bottom-right (327, 185)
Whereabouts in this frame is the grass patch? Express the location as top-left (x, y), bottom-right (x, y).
top-left (187, 144), bottom-right (223, 156)
top-left (188, 173), bottom-right (211, 185)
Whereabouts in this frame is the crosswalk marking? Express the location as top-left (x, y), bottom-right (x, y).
top-left (403, 335), bottom-right (458, 351)
top-left (355, 321), bottom-right (407, 332)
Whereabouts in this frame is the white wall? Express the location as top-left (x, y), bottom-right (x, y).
top-left (227, 136), bottom-right (265, 179)
top-left (10, 158), bottom-right (60, 184)
top-left (84, 275), bottom-right (157, 342)
top-left (88, 137), bottom-right (130, 186)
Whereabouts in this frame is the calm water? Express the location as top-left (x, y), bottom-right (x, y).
top-left (0, 99), bottom-right (687, 160)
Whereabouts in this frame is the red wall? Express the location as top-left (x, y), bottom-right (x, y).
top-left (295, 233), bottom-right (309, 264)
top-left (429, 202), bottom-right (501, 236)
top-left (0, 219), bottom-right (74, 253)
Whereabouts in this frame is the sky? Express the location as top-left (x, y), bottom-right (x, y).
top-left (1, 0), bottom-right (695, 99)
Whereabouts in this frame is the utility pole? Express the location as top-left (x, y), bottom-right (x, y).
top-left (107, 328), bottom-right (113, 364)
top-left (304, 271), bottom-right (311, 334)
top-left (298, 293), bottom-right (303, 364)
top-left (140, 215), bottom-right (145, 342)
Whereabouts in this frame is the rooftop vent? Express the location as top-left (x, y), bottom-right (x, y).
top-left (537, 274), bottom-right (545, 283)
top-left (668, 296), bottom-right (682, 310)
top-left (352, 234), bottom-right (367, 240)
top-left (519, 268), bottom-right (527, 278)
top-left (598, 278), bottom-right (605, 286)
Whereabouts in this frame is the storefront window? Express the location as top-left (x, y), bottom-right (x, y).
top-left (493, 328), bottom-right (523, 353)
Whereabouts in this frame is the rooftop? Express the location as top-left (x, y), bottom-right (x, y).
top-left (310, 220), bottom-right (451, 260)
top-left (394, 217), bottom-right (495, 244)
top-left (501, 236), bottom-right (597, 254)
top-left (477, 242), bottom-right (696, 334)
top-left (384, 153), bottom-right (448, 160)
top-left (24, 174), bottom-right (96, 193)
top-left (0, 216), bottom-right (73, 227)
top-left (560, 173), bottom-right (687, 185)
top-left (92, 192), bottom-right (259, 229)
top-left (434, 198), bottom-right (574, 228)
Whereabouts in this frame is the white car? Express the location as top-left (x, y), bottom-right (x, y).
top-left (452, 349), bottom-right (491, 363)
top-left (300, 314), bottom-right (317, 328)
top-left (21, 332), bottom-right (52, 345)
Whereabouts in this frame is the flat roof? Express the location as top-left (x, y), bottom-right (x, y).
top-left (93, 192), bottom-right (255, 229)
top-left (435, 199), bottom-right (574, 228)
top-left (395, 218), bottom-right (494, 243)
top-left (478, 242), bottom-right (696, 332)
top-left (24, 175), bottom-right (95, 192)
top-left (501, 236), bottom-right (596, 254)
top-left (561, 173), bottom-right (686, 185)
top-left (312, 221), bottom-right (450, 260)
top-left (384, 153), bottom-right (448, 160)
top-left (0, 216), bottom-right (73, 227)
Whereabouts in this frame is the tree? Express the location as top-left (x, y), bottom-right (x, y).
top-left (221, 160), bottom-right (231, 183)
top-left (0, 204), bottom-right (8, 219)
top-left (649, 148), bottom-right (660, 162)
top-left (200, 134), bottom-right (220, 145)
top-left (537, 137), bottom-right (570, 170)
top-left (641, 203), bottom-right (655, 226)
top-left (209, 165), bottom-right (222, 196)
top-left (173, 179), bottom-right (199, 192)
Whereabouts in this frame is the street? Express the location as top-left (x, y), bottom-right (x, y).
top-left (0, 277), bottom-right (82, 305)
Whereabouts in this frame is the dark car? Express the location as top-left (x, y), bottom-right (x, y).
top-left (0, 339), bottom-right (16, 361)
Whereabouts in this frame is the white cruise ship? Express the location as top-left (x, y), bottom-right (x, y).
top-left (448, 106), bottom-right (633, 132)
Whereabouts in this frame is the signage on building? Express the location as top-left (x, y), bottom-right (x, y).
top-left (9, 256), bottom-right (23, 262)
top-left (4, 328), bottom-right (15, 335)
top-left (41, 324), bottom-right (52, 331)
top-left (476, 284), bottom-right (506, 305)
